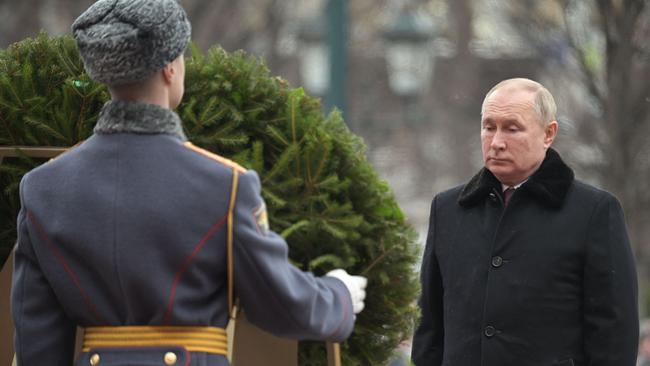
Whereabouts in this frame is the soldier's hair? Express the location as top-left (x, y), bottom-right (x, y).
top-left (481, 78), bottom-right (557, 125)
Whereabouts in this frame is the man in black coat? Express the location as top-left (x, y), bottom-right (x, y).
top-left (412, 78), bottom-right (638, 366)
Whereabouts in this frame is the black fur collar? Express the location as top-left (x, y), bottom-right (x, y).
top-left (458, 148), bottom-right (574, 209)
top-left (94, 100), bottom-right (187, 141)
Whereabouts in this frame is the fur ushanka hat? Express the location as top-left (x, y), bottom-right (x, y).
top-left (72, 0), bottom-right (191, 85)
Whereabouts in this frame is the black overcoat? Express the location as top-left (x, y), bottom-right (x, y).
top-left (412, 149), bottom-right (638, 366)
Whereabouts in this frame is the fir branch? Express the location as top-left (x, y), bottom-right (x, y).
top-left (280, 219), bottom-right (310, 239)
top-left (262, 143), bottom-right (298, 183)
top-left (2, 75), bottom-right (24, 108)
top-left (288, 89), bottom-right (302, 178)
top-left (265, 125), bottom-right (289, 146)
top-left (360, 240), bottom-right (394, 276)
top-left (309, 254), bottom-right (345, 270)
top-left (261, 189), bottom-right (287, 208)
top-left (0, 36), bottom-right (421, 366)
top-left (251, 141), bottom-right (264, 173)
top-left (320, 221), bottom-right (347, 239)
top-left (75, 97), bottom-right (87, 143)
top-left (215, 134), bottom-right (249, 147)
top-left (23, 116), bottom-right (67, 142)
top-left (0, 112), bottom-right (17, 145)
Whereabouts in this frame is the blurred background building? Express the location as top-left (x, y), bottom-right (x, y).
top-left (1, 0), bottom-right (649, 362)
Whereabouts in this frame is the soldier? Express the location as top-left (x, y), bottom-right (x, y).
top-left (11, 1), bottom-right (367, 365)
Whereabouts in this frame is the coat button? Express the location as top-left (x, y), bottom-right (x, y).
top-left (164, 352), bottom-right (178, 365)
top-left (89, 353), bottom-right (100, 366)
top-left (484, 325), bottom-right (496, 337)
top-left (488, 192), bottom-right (497, 202)
top-left (491, 256), bottom-right (503, 268)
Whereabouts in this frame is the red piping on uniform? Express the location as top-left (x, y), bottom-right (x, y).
top-left (26, 210), bottom-right (106, 323)
top-left (163, 214), bottom-right (228, 324)
top-left (184, 350), bottom-right (191, 366)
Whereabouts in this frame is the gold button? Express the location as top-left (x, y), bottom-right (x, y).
top-left (89, 353), bottom-right (100, 366)
top-left (164, 352), bottom-right (177, 365)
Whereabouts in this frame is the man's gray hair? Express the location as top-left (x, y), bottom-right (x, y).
top-left (481, 78), bottom-right (557, 125)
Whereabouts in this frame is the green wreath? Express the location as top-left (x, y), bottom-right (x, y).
top-left (0, 33), bottom-right (420, 366)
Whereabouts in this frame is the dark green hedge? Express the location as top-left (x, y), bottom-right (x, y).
top-left (0, 33), bottom-right (420, 365)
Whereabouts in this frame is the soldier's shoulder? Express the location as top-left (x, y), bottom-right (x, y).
top-left (181, 142), bottom-right (247, 173)
top-left (18, 142), bottom-right (86, 197)
top-left (24, 141), bottom-right (85, 176)
top-left (40, 141), bottom-right (85, 163)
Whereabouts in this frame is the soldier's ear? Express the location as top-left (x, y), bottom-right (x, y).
top-left (161, 62), bottom-right (176, 85)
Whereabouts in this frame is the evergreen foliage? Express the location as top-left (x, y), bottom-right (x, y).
top-left (0, 33), bottom-right (420, 365)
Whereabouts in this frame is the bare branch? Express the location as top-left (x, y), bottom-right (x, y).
top-left (631, 76), bottom-right (650, 129)
top-left (560, 2), bottom-right (605, 105)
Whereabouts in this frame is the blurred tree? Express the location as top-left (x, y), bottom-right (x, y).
top-left (0, 0), bottom-right (44, 46)
top-left (507, 0), bottom-right (650, 312)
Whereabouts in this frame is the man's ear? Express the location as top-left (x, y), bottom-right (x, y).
top-left (544, 120), bottom-right (558, 148)
top-left (161, 63), bottom-right (175, 85)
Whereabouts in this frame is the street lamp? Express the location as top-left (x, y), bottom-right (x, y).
top-left (383, 8), bottom-right (435, 97)
top-left (298, 1), bottom-right (348, 119)
top-left (298, 17), bottom-right (329, 96)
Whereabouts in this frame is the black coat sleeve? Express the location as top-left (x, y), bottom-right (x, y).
top-left (582, 194), bottom-right (638, 366)
top-left (411, 196), bottom-right (444, 366)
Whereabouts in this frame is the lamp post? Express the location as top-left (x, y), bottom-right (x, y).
top-left (383, 7), bottom-right (435, 100)
top-left (324, 0), bottom-right (348, 119)
top-left (298, 17), bottom-right (328, 97)
top-left (381, 5), bottom-right (436, 210)
top-left (298, 1), bottom-right (348, 119)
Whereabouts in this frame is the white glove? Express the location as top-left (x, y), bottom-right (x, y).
top-left (326, 269), bottom-right (368, 314)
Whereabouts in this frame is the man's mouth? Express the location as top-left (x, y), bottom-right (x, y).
top-left (487, 157), bottom-right (510, 163)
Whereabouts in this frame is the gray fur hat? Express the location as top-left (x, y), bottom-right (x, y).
top-left (72, 0), bottom-right (191, 85)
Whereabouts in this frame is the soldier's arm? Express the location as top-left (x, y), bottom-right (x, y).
top-left (232, 170), bottom-right (355, 342)
top-left (11, 177), bottom-right (76, 366)
top-left (582, 194), bottom-right (638, 366)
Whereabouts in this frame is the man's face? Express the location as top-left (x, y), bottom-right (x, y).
top-left (480, 87), bottom-right (557, 186)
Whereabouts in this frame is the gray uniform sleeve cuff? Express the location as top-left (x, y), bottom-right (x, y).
top-left (320, 276), bottom-right (355, 341)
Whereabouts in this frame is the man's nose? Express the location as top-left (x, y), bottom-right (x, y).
top-left (490, 131), bottom-right (506, 150)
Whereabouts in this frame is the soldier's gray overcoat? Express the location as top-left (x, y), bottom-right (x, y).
top-left (11, 101), bottom-right (354, 366)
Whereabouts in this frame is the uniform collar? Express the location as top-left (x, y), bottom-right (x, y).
top-left (458, 148), bottom-right (574, 209)
top-left (94, 100), bottom-right (187, 141)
